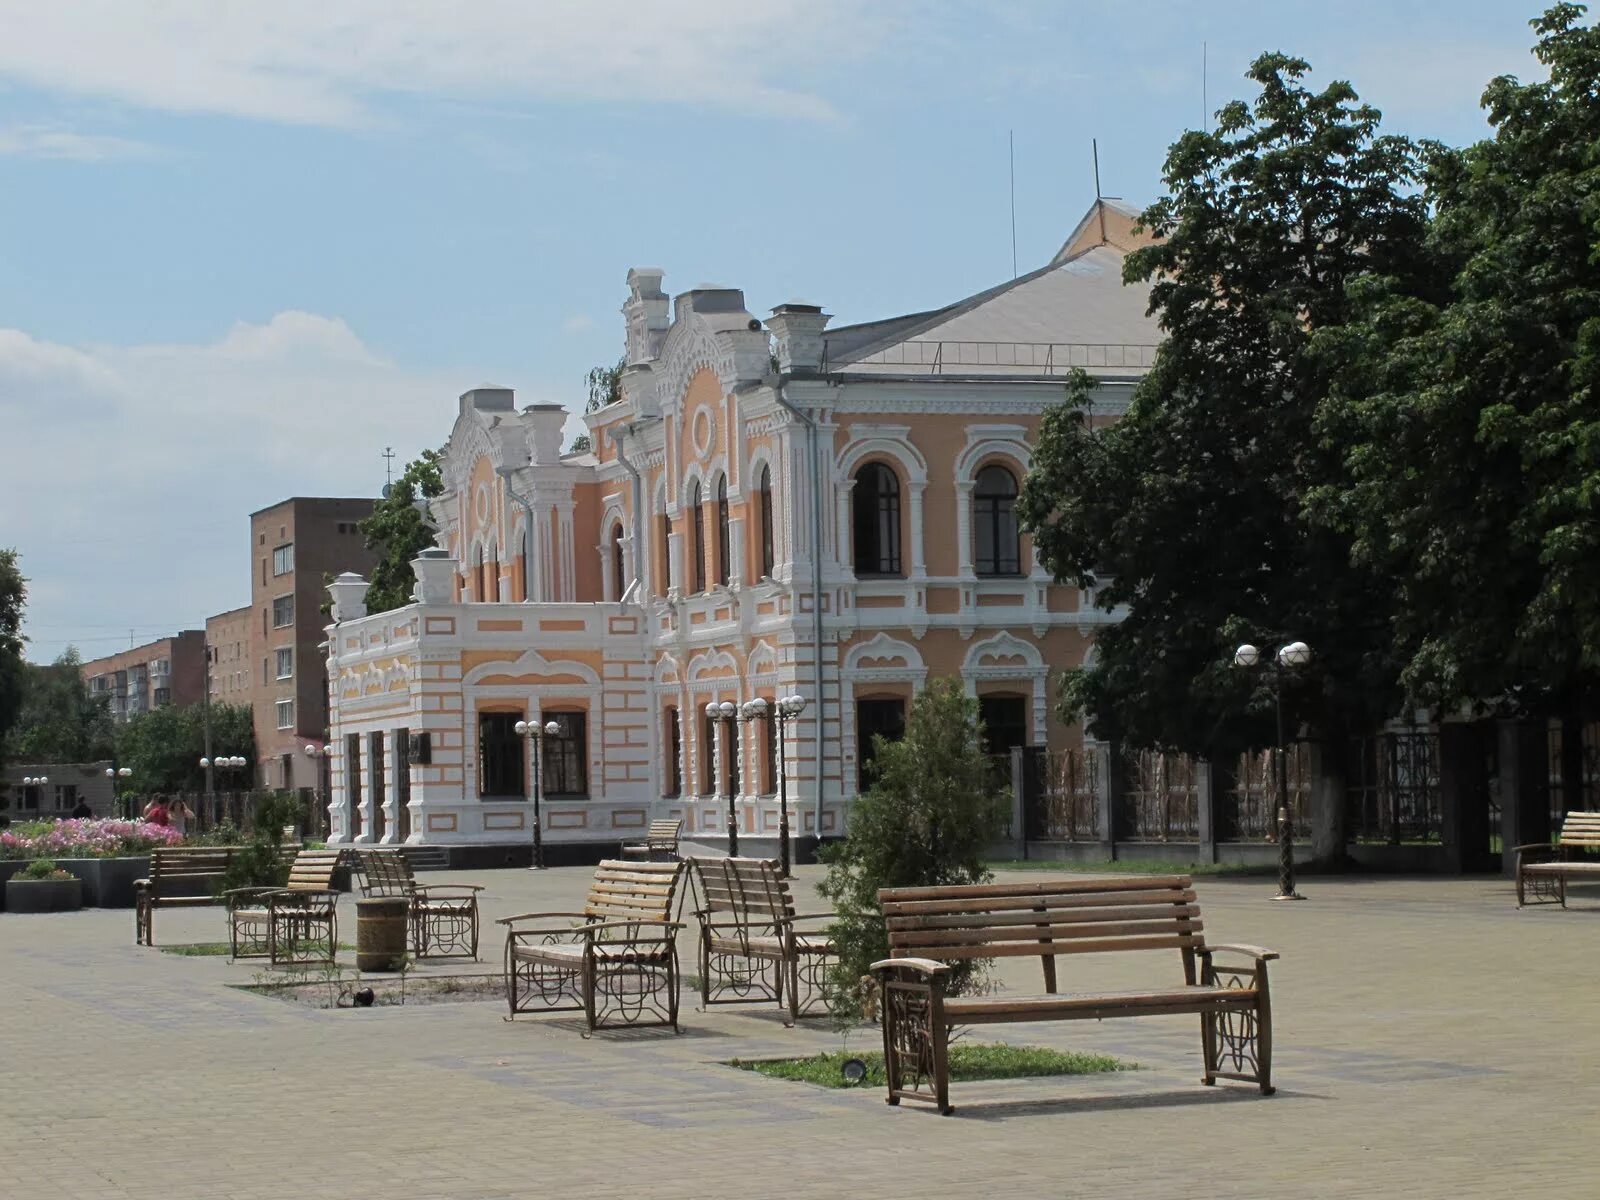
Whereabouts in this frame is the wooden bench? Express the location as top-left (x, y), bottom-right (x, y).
top-left (134, 847), bottom-right (239, 946)
top-left (225, 849), bottom-right (344, 964)
top-left (621, 818), bottom-right (684, 862)
top-left (687, 856), bottom-right (836, 1025)
top-left (1517, 811), bottom-right (1600, 907)
top-left (355, 848), bottom-right (484, 959)
top-left (873, 876), bottom-right (1279, 1114)
top-left (499, 860), bottom-right (686, 1033)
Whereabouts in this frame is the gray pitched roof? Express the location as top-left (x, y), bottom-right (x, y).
top-left (824, 243), bottom-right (1158, 378)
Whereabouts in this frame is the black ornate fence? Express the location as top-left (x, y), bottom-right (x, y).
top-left (1114, 749), bottom-right (1199, 841)
top-left (1020, 747), bottom-right (1102, 841)
top-left (1219, 745), bottom-right (1312, 842)
top-left (1344, 729), bottom-right (1442, 843)
top-left (1545, 720), bottom-right (1600, 827)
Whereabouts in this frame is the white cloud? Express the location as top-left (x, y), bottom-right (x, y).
top-left (0, 314), bottom-right (570, 661)
top-left (0, 123), bottom-right (162, 162)
top-left (561, 314), bottom-right (595, 334)
top-left (0, 1), bottom-right (890, 128)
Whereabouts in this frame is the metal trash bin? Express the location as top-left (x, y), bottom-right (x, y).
top-left (355, 896), bottom-right (409, 971)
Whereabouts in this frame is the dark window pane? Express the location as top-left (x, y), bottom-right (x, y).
top-left (852, 463), bottom-right (902, 576)
top-left (479, 713), bottom-right (525, 797)
top-left (974, 465), bottom-right (1020, 576)
top-left (665, 707), bottom-right (682, 797)
top-left (857, 697), bottom-right (907, 791)
top-left (759, 466), bottom-right (775, 578)
top-left (542, 711), bottom-right (588, 796)
top-left (978, 694), bottom-right (1028, 755)
top-left (690, 483), bottom-right (706, 593)
top-left (716, 476), bottom-right (730, 586)
top-left (610, 524), bottom-right (625, 597)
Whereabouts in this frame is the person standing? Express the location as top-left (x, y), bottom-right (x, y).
top-left (143, 795), bottom-right (170, 827)
top-left (167, 796), bottom-right (194, 838)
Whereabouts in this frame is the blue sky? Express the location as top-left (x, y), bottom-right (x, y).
top-left (0, 1), bottom-right (1546, 662)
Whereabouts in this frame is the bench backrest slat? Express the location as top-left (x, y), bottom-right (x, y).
top-left (284, 849), bottom-right (343, 893)
top-left (688, 857), bottom-right (793, 922)
top-left (1557, 811), bottom-right (1600, 848)
top-left (881, 876), bottom-right (1203, 990)
top-left (355, 849), bottom-right (415, 898)
top-left (149, 848), bottom-right (236, 881)
top-left (583, 860), bottom-right (684, 924)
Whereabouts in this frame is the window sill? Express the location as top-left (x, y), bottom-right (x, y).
top-left (854, 572), bottom-right (906, 581)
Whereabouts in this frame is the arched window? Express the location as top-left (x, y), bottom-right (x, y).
top-left (655, 487), bottom-right (671, 595)
top-left (716, 475), bottom-right (730, 587)
top-left (609, 523), bottom-right (625, 599)
top-left (689, 482), bottom-right (706, 594)
top-left (758, 465), bottom-right (775, 579)
top-left (973, 464), bottom-right (1020, 576)
top-left (852, 462), bottom-right (902, 577)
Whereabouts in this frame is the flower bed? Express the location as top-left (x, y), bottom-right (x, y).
top-left (0, 818), bottom-right (185, 860)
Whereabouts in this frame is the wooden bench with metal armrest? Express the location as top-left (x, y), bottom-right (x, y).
top-left (1517, 811), bottom-right (1600, 907)
top-left (355, 848), bottom-right (484, 959)
top-left (499, 859), bottom-right (686, 1034)
top-left (873, 875), bottom-right (1279, 1114)
top-left (621, 818), bottom-right (684, 862)
top-left (687, 856), bottom-right (835, 1025)
top-left (226, 849), bottom-right (344, 964)
top-left (134, 847), bottom-right (239, 946)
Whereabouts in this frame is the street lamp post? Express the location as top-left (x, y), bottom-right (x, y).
top-left (302, 743), bottom-right (335, 839)
top-left (102, 765), bottom-right (133, 820)
top-left (756, 694), bottom-right (807, 878)
top-left (1233, 640), bottom-right (1312, 901)
top-left (707, 700), bottom-right (738, 856)
top-left (200, 756), bottom-right (249, 829)
top-left (515, 718), bottom-right (561, 870)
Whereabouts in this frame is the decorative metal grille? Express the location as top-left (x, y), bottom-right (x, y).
top-left (1021, 747), bottom-right (1101, 841)
top-left (1545, 720), bottom-right (1600, 826)
top-left (1222, 744), bottom-right (1312, 842)
top-left (1115, 749), bottom-right (1199, 841)
top-left (1345, 728), bottom-right (1442, 843)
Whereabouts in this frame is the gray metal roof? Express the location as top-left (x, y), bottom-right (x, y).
top-left (825, 245), bottom-right (1159, 378)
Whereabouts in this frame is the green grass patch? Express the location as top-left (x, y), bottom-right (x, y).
top-left (988, 857), bottom-right (1272, 877)
top-left (731, 1042), bottom-right (1130, 1089)
top-left (161, 941), bottom-right (356, 957)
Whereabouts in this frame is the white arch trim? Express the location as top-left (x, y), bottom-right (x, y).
top-left (462, 648), bottom-right (601, 688)
top-left (961, 632), bottom-right (1049, 746)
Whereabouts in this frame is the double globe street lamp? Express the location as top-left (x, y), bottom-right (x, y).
top-left (1233, 640), bottom-right (1312, 902)
top-left (515, 718), bottom-right (561, 871)
top-left (103, 765), bottom-right (133, 819)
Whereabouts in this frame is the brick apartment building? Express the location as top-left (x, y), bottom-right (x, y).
top-left (82, 632), bottom-right (207, 721)
top-left (205, 605), bottom-right (253, 706)
top-left (250, 498), bottom-right (377, 790)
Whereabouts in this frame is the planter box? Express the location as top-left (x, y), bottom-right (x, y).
top-left (0, 856), bottom-right (150, 910)
top-left (5, 876), bottom-right (83, 913)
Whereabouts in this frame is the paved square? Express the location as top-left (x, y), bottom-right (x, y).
top-left (2, 865), bottom-right (1596, 1199)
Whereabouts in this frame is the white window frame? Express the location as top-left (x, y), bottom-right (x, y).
top-left (275, 699), bottom-right (295, 730)
top-left (271, 594), bottom-right (294, 628)
top-left (275, 647), bottom-right (294, 680)
top-left (273, 543), bottom-right (294, 575)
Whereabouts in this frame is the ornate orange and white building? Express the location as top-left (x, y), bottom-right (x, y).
top-left (322, 201), bottom-right (1157, 859)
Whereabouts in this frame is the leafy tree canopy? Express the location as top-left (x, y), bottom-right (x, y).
top-left (0, 549), bottom-right (24, 775)
top-left (4, 648), bottom-right (115, 765)
top-left (1310, 4), bottom-right (1600, 716)
top-left (116, 702), bottom-right (254, 794)
top-left (360, 447), bottom-right (445, 615)
top-left (585, 358), bottom-right (624, 413)
top-left (1019, 53), bottom-right (1430, 757)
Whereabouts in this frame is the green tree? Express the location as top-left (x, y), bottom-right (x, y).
top-left (1311, 4), bottom-right (1600, 716)
top-left (818, 679), bottom-right (1006, 1012)
top-left (0, 549), bottom-right (25, 779)
top-left (5, 649), bottom-right (115, 764)
top-left (360, 447), bottom-right (445, 615)
top-left (1018, 54), bottom-right (1429, 804)
top-left (568, 433), bottom-right (593, 455)
top-left (117, 702), bottom-right (255, 793)
top-left (585, 358), bottom-right (623, 413)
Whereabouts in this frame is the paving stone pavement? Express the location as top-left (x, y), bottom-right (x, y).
top-left (2, 864), bottom-right (1597, 1199)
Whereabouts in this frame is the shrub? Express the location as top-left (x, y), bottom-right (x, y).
top-left (818, 678), bottom-right (1008, 1017)
top-left (215, 792), bottom-right (306, 895)
top-left (19, 858), bottom-right (71, 881)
